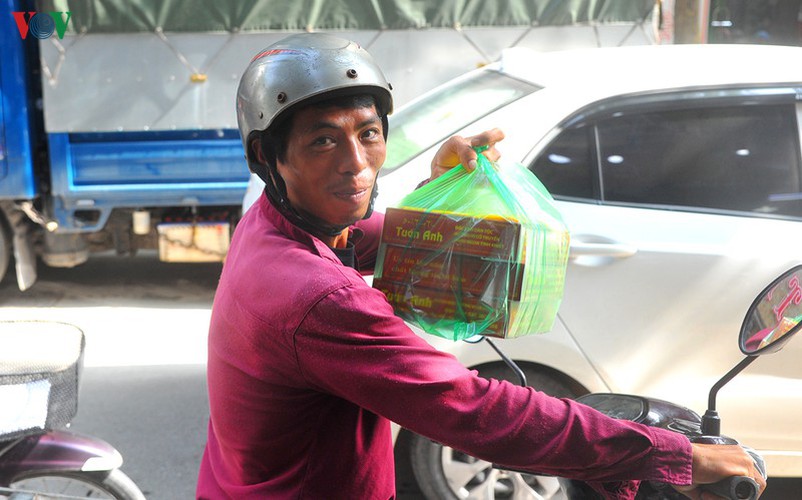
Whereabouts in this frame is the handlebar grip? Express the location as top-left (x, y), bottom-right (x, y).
top-left (701, 476), bottom-right (759, 500)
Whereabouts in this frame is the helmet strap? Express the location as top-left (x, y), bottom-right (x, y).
top-left (259, 163), bottom-right (347, 238)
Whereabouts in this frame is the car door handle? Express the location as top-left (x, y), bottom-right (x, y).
top-left (569, 241), bottom-right (638, 259)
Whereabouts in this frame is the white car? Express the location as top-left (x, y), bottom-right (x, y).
top-left (245, 44), bottom-right (802, 499)
top-left (381, 43), bottom-right (802, 499)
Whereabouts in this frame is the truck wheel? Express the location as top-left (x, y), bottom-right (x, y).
top-left (0, 220), bottom-right (10, 284)
top-left (409, 365), bottom-right (580, 500)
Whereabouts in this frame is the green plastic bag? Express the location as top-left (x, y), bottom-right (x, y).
top-left (373, 148), bottom-right (570, 341)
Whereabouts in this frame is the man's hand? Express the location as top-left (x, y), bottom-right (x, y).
top-left (674, 443), bottom-right (766, 499)
top-left (430, 128), bottom-right (505, 180)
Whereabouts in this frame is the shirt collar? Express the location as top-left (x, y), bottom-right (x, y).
top-left (258, 192), bottom-right (361, 268)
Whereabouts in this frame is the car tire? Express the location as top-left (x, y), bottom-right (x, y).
top-left (409, 364), bottom-right (580, 500)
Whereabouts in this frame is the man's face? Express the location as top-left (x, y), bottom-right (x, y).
top-left (276, 103), bottom-right (386, 228)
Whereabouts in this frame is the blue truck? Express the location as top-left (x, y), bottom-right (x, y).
top-left (0, 0), bottom-right (659, 290)
top-left (0, 1), bottom-right (252, 290)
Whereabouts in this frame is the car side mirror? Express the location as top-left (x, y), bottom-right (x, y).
top-left (740, 264), bottom-right (802, 356)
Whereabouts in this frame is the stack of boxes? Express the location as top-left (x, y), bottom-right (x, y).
top-left (373, 207), bottom-right (528, 339)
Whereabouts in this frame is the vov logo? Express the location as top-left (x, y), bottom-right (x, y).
top-left (12, 11), bottom-right (71, 39)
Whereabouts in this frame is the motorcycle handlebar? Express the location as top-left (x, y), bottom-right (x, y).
top-left (701, 475), bottom-right (759, 500)
top-left (697, 447), bottom-right (764, 500)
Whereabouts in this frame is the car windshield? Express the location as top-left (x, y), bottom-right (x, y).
top-left (381, 70), bottom-right (541, 174)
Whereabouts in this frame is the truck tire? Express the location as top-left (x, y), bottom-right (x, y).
top-left (409, 365), bottom-right (579, 500)
top-left (0, 220), bottom-right (10, 284)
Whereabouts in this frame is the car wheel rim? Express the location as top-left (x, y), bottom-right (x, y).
top-left (441, 446), bottom-right (566, 500)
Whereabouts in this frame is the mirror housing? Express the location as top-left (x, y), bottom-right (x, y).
top-left (703, 265), bottom-right (802, 436)
top-left (740, 265), bottom-right (802, 356)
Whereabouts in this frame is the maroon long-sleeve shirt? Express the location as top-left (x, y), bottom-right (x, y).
top-left (196, 194), bottom-right (692, 499)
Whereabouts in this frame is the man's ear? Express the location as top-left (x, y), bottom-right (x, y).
top-left (251, 138), bottom-right (266, 164)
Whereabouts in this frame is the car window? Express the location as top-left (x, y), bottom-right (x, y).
top-left (382, 70), bottom-right (540, 175)
top-left (529, 126), bottom-right (595, 199)
top-left (598, 103), bottom-right (802, 217)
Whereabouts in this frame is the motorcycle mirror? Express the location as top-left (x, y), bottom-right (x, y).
top-left (740, 265), bottom-right (802, 356)
top-left (702, 265), bottom-right (802, 437)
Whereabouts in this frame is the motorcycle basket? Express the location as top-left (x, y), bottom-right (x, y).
top-left (0, 321), bottom-right (84, 441)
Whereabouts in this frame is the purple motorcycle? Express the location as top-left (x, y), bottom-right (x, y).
top-left (0, 321), bottom-right (145, 499)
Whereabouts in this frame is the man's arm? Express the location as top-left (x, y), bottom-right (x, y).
top-left (295, 284), bottom-right (693, 485)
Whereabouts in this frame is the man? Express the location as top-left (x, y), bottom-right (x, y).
top-left (197, 33), bottom-right (764, 499)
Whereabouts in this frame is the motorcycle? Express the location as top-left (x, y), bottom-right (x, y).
top-left (0, 321), bottom-right (146, 499)
top-left (478, 265), bottom-right (802, 500)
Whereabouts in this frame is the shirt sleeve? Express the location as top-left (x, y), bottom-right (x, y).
top-left (292, 282), bottom-right (693, 487)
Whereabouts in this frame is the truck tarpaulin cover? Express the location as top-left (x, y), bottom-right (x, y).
top-left (373, 150), bottom-right (570, 341)
top-left (41, 0), bottom-right (655, 33)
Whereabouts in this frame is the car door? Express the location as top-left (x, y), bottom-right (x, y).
top-left (529, 88), bottom-right (802, 473)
